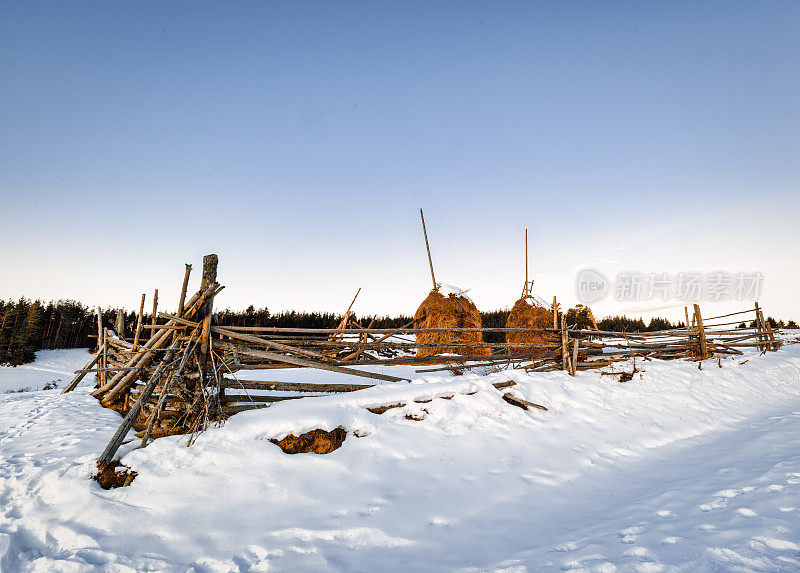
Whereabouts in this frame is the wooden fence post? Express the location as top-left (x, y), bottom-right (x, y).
top-left (200, 254), bottom-right (218, 359)
top-left (150, 289), bottom-right (158, 340)
top-left (96, 308), bottom-right (105, 386)
top-left (115, 309), bottom-right (125, 340)
top-left (571, 339), bottom-right (579, 376)
top-left (754, 302), bottom-right (767, 351)
top-left (693, 304), bottom-right (708, 360)
top-left (553, 296), bottom-right (558, 329)
top-left (560, 313), bottom-right (570, 372)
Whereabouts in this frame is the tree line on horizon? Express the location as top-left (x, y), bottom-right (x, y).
top-left (0, 297), bottom-right (795, 366)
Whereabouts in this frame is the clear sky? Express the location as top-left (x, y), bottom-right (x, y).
top-left (1, 2), bottom-right (798, 321)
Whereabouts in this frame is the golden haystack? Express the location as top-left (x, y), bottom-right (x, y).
top-left (414, 290), bottom-right (491, 358)
top-left (506, 297), bottom-right (554, 356)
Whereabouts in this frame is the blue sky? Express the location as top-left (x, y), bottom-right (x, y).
top-left (1, 2), bottom-right (798, 320)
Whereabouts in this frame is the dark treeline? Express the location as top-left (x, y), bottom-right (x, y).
top-left (215, 305), bottom-right (414, 330)
top-left (1, 297), bottom-right (796, 367)
top-left (0, 298), bottom-right (96, 366)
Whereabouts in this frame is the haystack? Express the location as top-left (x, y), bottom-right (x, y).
top-left (506, 297), bottom-right (554, 356)
top-left (414, 290), bottom-right (491, 358)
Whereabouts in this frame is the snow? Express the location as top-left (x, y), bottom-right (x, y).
top-left (0, 349), bottom-right (92, 394)
top-left (437, 283), bottom-right (474, 303)
top-left (2, 342), bottom-right (800, 571)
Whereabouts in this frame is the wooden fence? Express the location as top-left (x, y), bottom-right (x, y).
top-left (60, 254), bottom-right (781, 470)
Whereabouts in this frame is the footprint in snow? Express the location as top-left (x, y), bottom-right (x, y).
top-left (622, 546), bottom-right (658, 561)
top-left (735, 508), bottom-right (757, 518)
top-left (751, 536), bottom-right (800, 551)
top-left (618, 526), bottom-right (643, 544)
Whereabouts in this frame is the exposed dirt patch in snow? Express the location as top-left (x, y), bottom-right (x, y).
top-left (94, 461), bottom-right (138, 489)
top-left (271, 427), bottom-right (347, 454)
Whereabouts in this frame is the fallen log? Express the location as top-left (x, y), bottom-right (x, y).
top-left (502, 393), bottom-right (548, 411)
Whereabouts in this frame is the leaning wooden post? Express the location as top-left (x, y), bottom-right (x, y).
top-left (693, 304), bottom-right (708, 360)
top-left (97, 340), bottom-right (180, 470)
top-left (150, 289), bottom-right (159, 340)
top-left (132, 294), bottom-right (146, 352)
top-left (178, 264), bottom-right (192, 316)
top-left (419, 209), bottom-right (437, 290)
top-left (764, 319), bottom-right (777, 351)
top-left (200, 254), bottom-right (219, 359)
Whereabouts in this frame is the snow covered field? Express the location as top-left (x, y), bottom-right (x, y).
top-left (2, 342), bottom-right (800, 572)
top-left (0, 349), bottom-right (92, 395)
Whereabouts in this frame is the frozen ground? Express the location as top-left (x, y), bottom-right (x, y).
top-left (1, 342), bottom-right (800, 572)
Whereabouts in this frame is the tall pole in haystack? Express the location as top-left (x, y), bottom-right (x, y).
top-left (522, 228), bottom-right (530, 298)
top-left (419, 209), bottom-right (437, 290)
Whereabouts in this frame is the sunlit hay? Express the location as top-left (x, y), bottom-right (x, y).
top-left (506, 297), bottom-right (554, 356)
top-left (414, 290), bottom-right (491, 358)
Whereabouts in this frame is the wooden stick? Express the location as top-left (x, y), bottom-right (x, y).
top-left (502, 393), bottom-right (548, 411)
top-left (560, 313), bottom-right (569, 371)
top-left (571, 339), bottom-right (579, 376)
top-left (213, 340), bottom-right (409, 383)
top-left (178, 263), bottom-right (192, 316)
top-left (150, 289), bottom-right (158, 339)
top-left (97, 340), bottom-right (180, 469)
top-left (553, 297), bottom-right (558, 329)
top-left (61, 344), bottom-right (105, 393)
top-left (214, 326), bottom-right (339, 362)
top-left (115, 309), bottom-right (125, 340)
top-left (95, 309), bottom-right (108, 387)
top-left (92, 287), bottom-right (209, 398)
top-left (132, 294), bottom-right (146, 352)
top-left (694, 304), bottom-right (708, 359)
top-left (684, 306), bottom-right (691, 337)
top-left (331, 288), bottom-right (361, 340)
top-left (140, 333), bottom-right (197, 447)
top-left (523, 228), bottom-right (529, 297)
top-left (420, 208), bottom-right (437, 290)
top-left (215, 379), bottom-right (373, 392)
top-left (342, 320), bottom-right (416, 361)
top-left (200, 254), bottom-right (218, 359)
